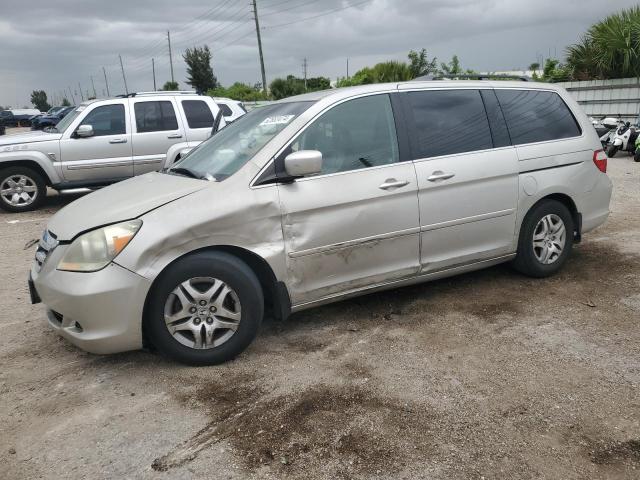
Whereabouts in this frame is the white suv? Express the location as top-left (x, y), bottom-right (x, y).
top-left (0, 91), bottom-right (236, 212)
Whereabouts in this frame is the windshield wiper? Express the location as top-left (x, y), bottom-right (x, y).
top-left (167, 167), bottom-right (206, 180)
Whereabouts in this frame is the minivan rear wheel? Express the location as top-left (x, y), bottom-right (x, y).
top-left (146, 251), bottom-right (264, 365)
top-left (512, 199), bottom-right (574, 278)
top-left (0, 166), bottom-right (46, 212)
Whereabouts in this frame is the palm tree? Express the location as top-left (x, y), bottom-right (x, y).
top-left (566, 6), bottom-right (640, 79)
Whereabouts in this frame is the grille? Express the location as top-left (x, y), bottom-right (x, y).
top-left (34, 229), bottom-right (58, 272)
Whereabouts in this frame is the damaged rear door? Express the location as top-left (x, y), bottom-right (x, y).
top-left (276, 93), bottom-right (420, 305)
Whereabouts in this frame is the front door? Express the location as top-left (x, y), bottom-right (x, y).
top-left (276, 93), bottom-right (421, 306)
top-left (130, 99), bottom-right (185, 175)
top-left (399, 88), bottom-right (519, 272)
top-left (59, 101), bottom-right (133, 182)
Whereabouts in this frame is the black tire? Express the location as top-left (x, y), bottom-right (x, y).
top-left (145, 251), bottom-right (264, 366)
top-left (634, 151), bottom-right (640, 162)
top-left (512, 199), bottom-right (574, 278)
top-left (607, 145), bottom-right (618, 157)
top-left (0, 166), bottom-right (47, 213)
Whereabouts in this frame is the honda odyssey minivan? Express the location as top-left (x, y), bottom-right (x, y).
top-left (29, 81), bottom-right (612, 365)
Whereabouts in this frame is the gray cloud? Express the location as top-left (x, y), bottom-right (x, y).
top-left (0, 0), bottom-right (636, 107)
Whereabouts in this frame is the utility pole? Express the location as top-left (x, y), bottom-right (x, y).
top-left (152, 58), bottom-right (157, 91)
top-left (67, 86), bottom-right (76, 105)
top-left (119, 54), bottom-right (129, 95)
top-left (302, 57), bottom-right (308, 91)
top-left (90, 76), bottom-right (97, 98)
top-left (78, 82), bottom-right (84, 101)
top-left (102, 66), bottom-right (111, 97)
top-left (252, 0), bottom-right (267, 95)
top-left (167, 30), bottom-right (175, 83)
top-left (346, 58), bottom-right (349, 78)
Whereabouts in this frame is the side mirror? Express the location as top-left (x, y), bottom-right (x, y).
top-left (76, 124), bottom-right (94, 138)
top-left (284, 150), bottom-right (322, 177)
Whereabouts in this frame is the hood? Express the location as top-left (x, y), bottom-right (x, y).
top-left (47, 172), bottom-right (210, 240)
top-left (0, 131), bottom-right (62, 146)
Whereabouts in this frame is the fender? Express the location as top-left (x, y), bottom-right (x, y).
top-left (613, 137), bottom-right (623, 147)
top-left (0, 150), bottom-right (63, 184)
top-left (164, 141), bottom-right (203, 169)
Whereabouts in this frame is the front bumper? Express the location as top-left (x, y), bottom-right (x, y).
top-left (31, 245), bottom-right (152, 354)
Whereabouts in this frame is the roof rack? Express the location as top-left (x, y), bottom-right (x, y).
top-left (116, 91), bottom-right (198, 98)
top-left (414, 74), bottom-right (531, 82)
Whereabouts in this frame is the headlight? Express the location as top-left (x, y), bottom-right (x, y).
top-left (57, 220), bottom-right (142, 272)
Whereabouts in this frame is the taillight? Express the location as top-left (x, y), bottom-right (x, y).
top-left (593, 149), bottom-right (607, 173)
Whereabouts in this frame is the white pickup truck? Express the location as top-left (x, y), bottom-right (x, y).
top-left (0, 91), bottom-right (240, 212)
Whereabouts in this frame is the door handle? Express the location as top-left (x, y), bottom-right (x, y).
top-left (379, 179), bottom-right (409, 190)
top-left (427, 171), bottom-right (455, 182)
top-left (109, 138), bottom-right (127, 144)
top-left (167, 133), bottom-right (183, 139)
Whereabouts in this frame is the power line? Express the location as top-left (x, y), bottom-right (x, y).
top-left (262, 0), bottom-right (372, 29)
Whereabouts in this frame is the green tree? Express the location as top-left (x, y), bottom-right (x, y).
top-left (529, 62), bottom-right (540, 72)
top-left (30, 90), bottom-right (50, 111)
top-left (183, 45), bottom-right (219, 93)
top-left (337, 61), bottom-right (412, 87)
top-left (541, 58), bottom-right (571, 82)
top-left (162, 81), bottom-right (180, 91)
top-left (566, 6), bottom-right (640, 79)
top-left (408, 48), bottom-right (438, 78)
top-left (268, 75), bottom-right (330, 100)
top-left (208, 82), bottom-right (269, 102)
top-left (61, 98), bottom-right (71, 106)
top-left (440, 55), bottom-right (462, 75)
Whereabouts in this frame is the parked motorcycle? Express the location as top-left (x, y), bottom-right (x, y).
top-left (597, 117), bottom-right (623, 148)
top-left (607, 121), bottom-right (639, 157)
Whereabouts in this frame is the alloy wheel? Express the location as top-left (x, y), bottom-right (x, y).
top-left (163, 277), bottom-right (242, 350)
top-left (0, 175), bottom-right (38, 207)
top-left (532, 214), bottom-right (566, 265)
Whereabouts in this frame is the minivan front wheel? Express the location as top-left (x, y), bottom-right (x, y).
top-left (0, 166), bottom-right (46, 212)
top-left (512, 199), bottom-right (574, 278)
top-left (146, 251), bottom-right (264, 365)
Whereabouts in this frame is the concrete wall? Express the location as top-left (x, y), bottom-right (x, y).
top-left (556, 77), bottom-right (640, 123)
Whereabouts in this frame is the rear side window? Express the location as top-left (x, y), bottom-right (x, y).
top-left (218, 103), bottom-right (233, 117)
top-left (182, 100), bottom-right (214, 129)
top-left (134, 101), bottom-right (178, 133)
top-left (81, 104), bottom-right (126, 136)
top-left (404, 89), bottom-right (493, 158)
top-left (495, 90), bottom-right (581, 145)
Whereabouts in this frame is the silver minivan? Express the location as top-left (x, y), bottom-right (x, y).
top-left (29, 81), bottom-right (613, 365)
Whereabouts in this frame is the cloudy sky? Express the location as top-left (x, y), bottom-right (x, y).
top-left (0, 0), bottom-right (637, 107)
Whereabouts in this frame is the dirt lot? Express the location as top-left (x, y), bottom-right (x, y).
top-left (1, 156), bottom-right (639, 480)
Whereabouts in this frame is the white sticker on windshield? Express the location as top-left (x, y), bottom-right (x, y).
top-left (259, 115), bottom-right (295, 126)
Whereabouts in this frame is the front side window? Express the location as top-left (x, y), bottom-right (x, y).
top-left (134, 101), bottom-right (178, 133)
top-left (404, 89), bottom-right (493, 159)
top-left (496, 89), bottom-right (581, 145)
top-left (172, 101), bottom-right (313, 181)
top-left (81, 104), bottom-right (125, 136)
top-left (291, 94), bottom-right (399, 175)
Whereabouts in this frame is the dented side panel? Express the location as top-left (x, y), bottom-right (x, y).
top-left (276, 162), bottom-right (421, 305)
top-left (115, 163), bottom-right (287, 282)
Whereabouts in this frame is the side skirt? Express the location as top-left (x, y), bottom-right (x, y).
top-left (290, 254), bottom-right (516, 313)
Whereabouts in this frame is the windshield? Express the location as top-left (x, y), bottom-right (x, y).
top-left (51, 106), bottom-right (85, 133)
top-left (171, 101), bottom-right (313, 180)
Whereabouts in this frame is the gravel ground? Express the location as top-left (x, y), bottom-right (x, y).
top-left (1, 156), bottom-right (639, 480)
